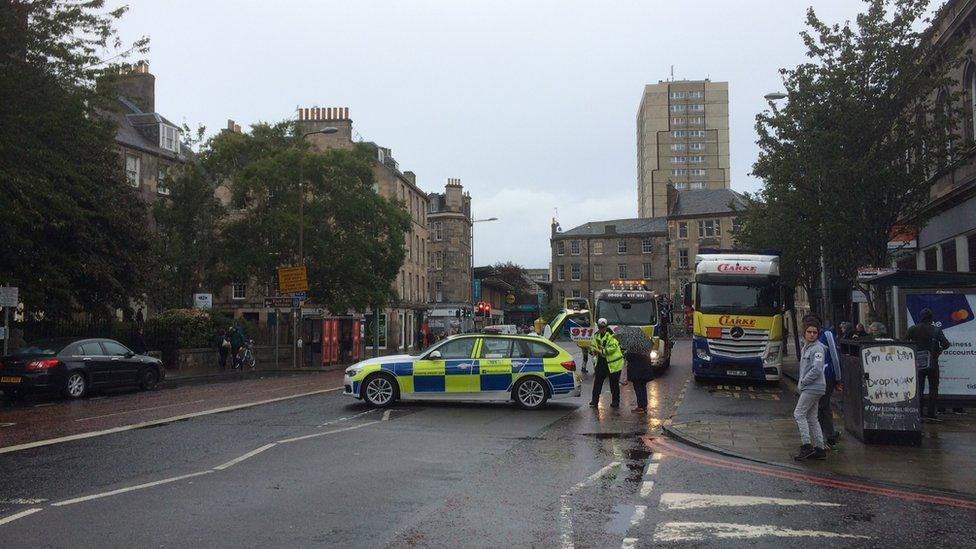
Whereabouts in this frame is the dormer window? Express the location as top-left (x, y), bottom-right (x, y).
top-left (160, 124), bottom-right (180, 153)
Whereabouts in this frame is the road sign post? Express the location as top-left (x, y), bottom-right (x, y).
top-left (0, 287), bottom-right (18, 356)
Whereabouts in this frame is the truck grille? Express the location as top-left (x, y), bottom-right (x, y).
top-left (707, 328), bottom-right (768, 358)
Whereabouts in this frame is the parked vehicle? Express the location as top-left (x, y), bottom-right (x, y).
top-left (0, 337), bottom-right (165, 400)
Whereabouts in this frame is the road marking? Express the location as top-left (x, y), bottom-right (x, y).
top-left (659, 492), bottom-right (843, 510)
top-left (653, 522), bottom-right (871, 541)
top-left (317, 408), bottom-right (379, 427)
top-left (644, 463), bottom-right (659, 477)
top-left (620, 538), bottom-right (637, 549)
top-left (382, 410), bottom-right (391, 421)
top-left (639, 481), bottom-right (654, 498)
top-left (0, 387), bottom-right (343, 455)
top-left (32, 403), bottom-right (56, 408)
top-left (0, 423), bottom-right (14, 428)
top-left (0, 498), bottom-right (48, 505)
top-left (559, 495), bottom-right (574, 549)
top-left (277, 421), bottom-right (379, 444)
top-left (52, 471), bottom-right (213, 507)
top-left (663, 377), bottom-right (692, 427)
top-left (651, 452), bottom-right (663, 461)
top-left (213, 443), bottom-right (277, 471)
top-left (0, 507), bottom-right (42, 526)
top-left (567, 461), bottom-right (622, 494)
top-left (628, 504), bottom-right (647, 526)
top-left (74, 400), bottom-right (208, 421)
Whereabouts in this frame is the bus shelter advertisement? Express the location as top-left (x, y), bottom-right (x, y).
top-left (905, 293), bottom-right (976, 397)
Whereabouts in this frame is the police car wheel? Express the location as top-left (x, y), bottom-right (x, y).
top-left (362, 374), bottom-right (398, 408)
top-left (513, 377), bottom-right (549, 410)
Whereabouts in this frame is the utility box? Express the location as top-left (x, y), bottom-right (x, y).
top-left (840, 339), bottom-right (923, 446)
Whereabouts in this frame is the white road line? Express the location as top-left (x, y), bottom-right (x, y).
top-left (0, 387), bottom-right (342, 455)
top-left (620, 538), bottom-right (637, 549)
top-left (317, 408), bottom-right (378, 427)
top-left (52, 471), bottom-right (213, 507)
top-left (0, 423), bottom-right (14, 428)
top-left (0, 498), bottom-right (48, 505)
top-left (277, 421), bottom-right (379, 444)
top-left (644, 463), bottom-right (659, 477)
top-left (559, 495), bottom-right (574, 549)
top-left (639, 481), bottom-right (654, 498)
top-left (651, 452), bottom-right (663, 461)
top-left (659, 493), bottom-right (844, 511)
top-left (628, 504), bottom-right (647, 527)
top-left (32, 403), bottom-right (56, 408)
top-left (382, 410), bottom-right (391, 421)
top-left (74, 400), bottom-right (207, 422)
top-left (213, 443), bottom-right (277, 471)
top-left (567, 461), bottom-right (622, 494)
top-left (0, 507), bottom-right (42, 526)
top-left (653, 522), bottom-right (871, 542)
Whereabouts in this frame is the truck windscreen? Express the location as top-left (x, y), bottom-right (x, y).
top-left (697, 281), bottom-right (780, 316)
top-left (596, 300), bottom-right (657, 326)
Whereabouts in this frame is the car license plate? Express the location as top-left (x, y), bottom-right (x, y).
top-left (0, 376), bottom-right (22, 384)
top-left (727, 370), bottom-right (748, 377)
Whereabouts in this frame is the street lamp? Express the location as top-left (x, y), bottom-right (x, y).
top-left (763, 91), bottom-right (830, 323)
top-left (294, 126), bottom-right (337, 369)
top-left (469, 216), bottom-right (499, 332)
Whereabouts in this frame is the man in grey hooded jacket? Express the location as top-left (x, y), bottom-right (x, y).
top-left (793, 320), bottom-right (828, 461)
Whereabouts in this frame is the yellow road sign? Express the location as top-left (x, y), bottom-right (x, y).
top-left (278, 266), bottom-right (309, 294)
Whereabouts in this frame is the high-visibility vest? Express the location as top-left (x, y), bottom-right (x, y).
top-left (592, 330), bottom-right (624, 373)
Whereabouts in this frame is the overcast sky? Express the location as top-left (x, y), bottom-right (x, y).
top-left (113, 0), bottom-right (868, 268)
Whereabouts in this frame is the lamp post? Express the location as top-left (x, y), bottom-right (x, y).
top-left (293, 126), bottom-right (338, 369)
top-left (764, 91), bottom-right (830, 324)
top-left (469, 216), bottom-right (498, 332)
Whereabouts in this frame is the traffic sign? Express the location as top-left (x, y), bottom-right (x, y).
top-left (278, 266), bottom-right (309, 294)
top-left (0, 287), bottom-right (18, 307)
top-left (264, 297), bottom-right (293, 308)
top-left (291, 291), bottom-right (307, 299)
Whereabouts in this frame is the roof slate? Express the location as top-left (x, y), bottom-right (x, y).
top-left (559, 216), bottom-right (667, 237)
top-left (669, 188), bottom-right (746, 217)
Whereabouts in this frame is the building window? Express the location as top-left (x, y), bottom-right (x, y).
top-left (593, 264), bottom-right (603, 280)
top-left (364, 313), bottom-right (387, 350)
top-left (642, 263), bottom-right (652, 279)
top-left (941, 240), bottom-right (957, 272)
top-left (687, 104), bottom-right (704, 111)
top-left (232, 282), bottom-right (246, 300)
top-left (558, 290), bottom-right (566, 301)
top-left (571, 264), bottom-right (581, 281)
top-left (690, 169), bottom-right (706, 176)
top-left (689, 91), bottom-right (703, 99)
top-left (699, 219), bottom-right (721, 238)
top-left (642, 239), bottom-right (653, 253)
top-left (125, 154), bottom-right (140, 188)
top-left (690, 182), bottom-right (706, 190)
top-left (924, 247), bottom-right (937, 270)
top-left (592, 241), bottom-right (603, 255)
top-left (157, 168), bottom-right (170, 195)
top-left (556, 241), bottom-right (565, 256)
top-left (688, 116), bottom-right (704, 125)
top-left (671, 143), bottom-right (686, 151)
top-left (435, 281), bottom-right (443, 302)
top-left (160, 124), bottom-right (179, 152)
top-left (672, 130), bottom-right (706, 138)
top-left (432, 221), bottom-right (443, 241)
top-left (670, 104), bottom-right (687, 112)
top-left (672, 117), bottom-right (687, 125)
top-left (671, 169), bottom-right (689, 176)
top-left (570, 240), bottom-right (580, 255)
top-left (678, 222), bottom-right (688, 239)
top-left (670, 91), bottom-right (688, 99)
top-left (617, 240), bottom-right (627, 254)
top-left (672, 156), bottom-right (688, 164)
top-left (557, 265), bottom-right (565, 281)
top-left (687, 156), bottom-right (704, 164)
top-left (572, 289), bottom-right (582, 298)
top-left (678, 249), bottom-right (689, 268)
top-left (689, 142), bottom-right (704, 151)
top-left (617, 264), bottom-right (627, 279)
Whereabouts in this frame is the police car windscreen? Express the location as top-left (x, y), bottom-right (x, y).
top-left (698, 281), bottom-right (779, 316)
top-left (596, 300), bottom-right (657, 326)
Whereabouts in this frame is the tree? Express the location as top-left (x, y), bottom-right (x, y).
top-left (150, 163), bottom-right (225, 310)
top-left (743, 0), bottom-right (962, 322)
top-left (206, 122), bottom-right (411, 313)
top-left (0, 1), bottom-right (153, 318)
top-left (492, 261), bottom-right (531, 294)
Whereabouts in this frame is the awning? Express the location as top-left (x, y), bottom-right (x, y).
top-left (861, 269), bottom-right (976, 288)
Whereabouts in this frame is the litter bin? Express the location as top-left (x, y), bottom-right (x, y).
top-left (840, 339), bottom-right (923, 446)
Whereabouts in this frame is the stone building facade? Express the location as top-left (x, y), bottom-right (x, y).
top-left (550, 218), bottom-right (670, 303)
top-left (427, 178), bottom-right (472, 305)
top-left (665, 188), bottom-right (745, 295)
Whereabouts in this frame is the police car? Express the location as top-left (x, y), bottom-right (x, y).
top-left (344, 334), bottom-right (581, 409)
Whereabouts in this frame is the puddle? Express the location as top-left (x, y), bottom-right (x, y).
top-left (580, 431), bottom-right (641, 439)
top-left (605, 504), bottom-right (639, 535)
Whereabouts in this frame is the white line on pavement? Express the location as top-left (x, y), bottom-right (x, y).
top-left (658, 493), bottom-right (844, 511)
top-left (644, 463), bottom-right (659, 478)
top-left (0, 387), bottom-right (342, 455)
top-left (51, 471), bottom-right (214, 507)
top-left (651, 452), bottom-right (663, 461)
top-left (652, 522), bottom-right (871, 542)
top-left (0, 498), bottom-right (48, 505)
top-left (629, 504), bottom-right (647, 527)
top-left (620, 537), bottom-right (637, 549)
top-left (559, 495), bottom-right (574, 549)
top-left (0, 507), bottom-right (43, 526)
top-left (639, 481), bottom-right (655, 498)
top-left (316, 408), bottom-right (378, 427)
top-left (382, 410), bottom-right (391, 421)
top-left (74, 400), bottom-right (208, 422)
top-left (567, 461), bottom-right (622, 495)
top-left (0, 423), bottom-right (14, 428)
top-left (277, 421), bottom-right (379, 444)
top-left (213, 443), bottom-right (277, 471)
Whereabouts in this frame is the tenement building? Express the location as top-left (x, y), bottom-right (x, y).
top-left (427, 179), bottom-right (472, 305)
top-left (637, 79), bottom-right (730, 218)
top-left (549, 218), bottom-right (669, 302)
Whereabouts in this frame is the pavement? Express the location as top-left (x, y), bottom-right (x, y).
top-left (664, 356), bottom-right (976, 497)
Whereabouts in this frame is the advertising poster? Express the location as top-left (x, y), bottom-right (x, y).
top-left (906, 293), bottom-right (976, 398)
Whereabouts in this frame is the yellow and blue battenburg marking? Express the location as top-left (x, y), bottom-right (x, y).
top-left (350, 357), bottom-right (576, 396)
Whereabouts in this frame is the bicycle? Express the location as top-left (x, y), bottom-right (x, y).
top-left (234, 339), bottom-right (256, 370)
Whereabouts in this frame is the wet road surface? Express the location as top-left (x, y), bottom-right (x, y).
top-left (0, 340), bottom-right (973, 547)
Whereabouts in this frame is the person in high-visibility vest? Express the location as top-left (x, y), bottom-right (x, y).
top-left (589, 318), bottom-right (623, 408)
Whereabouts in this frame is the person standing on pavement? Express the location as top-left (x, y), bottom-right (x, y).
top-left (853, 323), bottom-right (868, 339)
top-left (229, 324), bottom-right (245, 369)
top-left (804, 314), bottom-right (843, 446)
top-left (906, 308), bottom-right (951, 422)
top-left (589, 318), bottom-right (624, 409)
top-left (793, 320), bottom-right (828, 461)
top-left (214, 329), bottom-right (230, 370)
top-left (614, 325), bottom-right (654, 414)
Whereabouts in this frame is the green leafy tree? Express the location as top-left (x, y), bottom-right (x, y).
top-left (743, 0), bottom-right (962, 322)
top-left (0, 1), bottom-right (153, 319)
top-left (206, 122), bottom-right (411, 313)
top-left (150, 163), bottom-right (225, 310)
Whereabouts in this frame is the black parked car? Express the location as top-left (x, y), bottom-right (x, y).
top-left (0, 337), bottom-right (164, 400)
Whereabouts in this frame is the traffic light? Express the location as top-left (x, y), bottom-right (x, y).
top-left (483, 302), bottom-right (491, 317)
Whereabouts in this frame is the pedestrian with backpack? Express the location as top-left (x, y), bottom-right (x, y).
top-left (907, 308), bottom-right (951, 422)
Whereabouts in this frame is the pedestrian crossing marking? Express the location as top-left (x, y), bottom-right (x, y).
top-left (653, 522), bottom-right (871, 541)
top-left (659, 492), bottom-right (843, 510)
